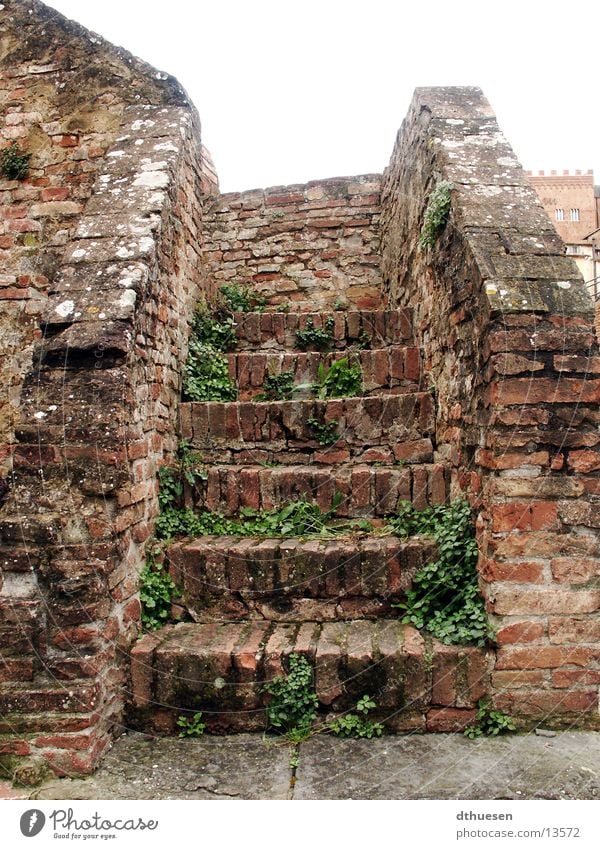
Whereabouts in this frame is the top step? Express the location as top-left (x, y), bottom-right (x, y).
top-left (232, 309), bottom-right (414, 350)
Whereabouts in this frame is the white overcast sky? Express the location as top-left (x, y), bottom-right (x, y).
top-left (46, 0), bottom-right (599, 193)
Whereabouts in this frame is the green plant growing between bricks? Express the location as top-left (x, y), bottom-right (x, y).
top-left (176, 712), bottom-right (206, 738)
top-left (463, 700), bottom-right (516, 738)
top-left (0, 142), bottom-right (31, 180)
top-left (419, 180), bottom-right (453, 248)
top-left (328, 696), bottom-right (384, 739)
top-left (295, 316), bottom-right (335, 351)
top-left (390, 499), bottom-right (494, 647)
top-left (307, 416), bottom-right (339, 446)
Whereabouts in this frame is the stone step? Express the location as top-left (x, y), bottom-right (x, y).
top-left (228, 345), bottom-right (422, 400)
top-left (166, 534), bottom-right (438, 622)
top-left (193, 463), bottom-right (448, 517)
top-left (231, 309), bottom-right (414, 350)
top-left (180, 392), bottom-right (435, 458)
top-left (129, 621), bottom-right (491, 734)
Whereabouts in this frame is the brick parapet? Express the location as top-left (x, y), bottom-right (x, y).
top-left (0, 99), bottom-right (210, 774)
top-left (380, 86), bottom-right (600, 724)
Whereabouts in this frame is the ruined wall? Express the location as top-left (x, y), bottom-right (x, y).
top-left (204, 176), bottom-right (383, 311)
top-left (0, 0), bottom-right (215, 776)
top-left (0, 0), bottom-right (192, 481)
top-left (381, 87), bottom-right (600, 724)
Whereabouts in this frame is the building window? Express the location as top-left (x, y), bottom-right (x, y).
top-left (570, 208), bottom-right (580, 221)
top-left (555, 208), bottom-right (564, 221)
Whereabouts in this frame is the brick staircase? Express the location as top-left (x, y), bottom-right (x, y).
top-left (131, 307), bottom-right (491, 734)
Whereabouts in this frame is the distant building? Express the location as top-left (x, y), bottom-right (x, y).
top-left (525, 169), bottom-right (600, 298)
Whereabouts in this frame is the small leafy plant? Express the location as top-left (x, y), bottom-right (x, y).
top-left (390, 499), bottom-right (494, 647)
top-left (255, 370), bottom-right (296, 401)
top-left (307, 417), bottom-right (339, 447)
top-left (191, 307), bottom-right (237, 352)
top-left (328, 696), bottom-right (384, 739)
top-left (0, 142), bottom-right (31, 180)
top-left (262, 654), bottom-right (318, 741)
top-left (314, 357), bottom-right (362, 399)
top-left (464, 700), bottom-right (516, 739)
top-left (419, 180), bottom-right (453, 249)
top-left (183, 339), bottom-right (237, 402)
top-left (219, 283), bottom-right (266, 313)
top-left (139, 546), bottom-right (178, 631)
top-left (177, 712), bottom-right (206, 738)
top-left (296, 316), bottom-right (335, 351)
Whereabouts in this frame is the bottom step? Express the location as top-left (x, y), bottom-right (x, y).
top-left (130, 621), bottom-right (491, 734)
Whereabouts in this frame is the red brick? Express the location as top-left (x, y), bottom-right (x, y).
top-left (40, 187), bottom-right (70, 201)
top-left (490, 587), bottom-right (599, 616)
top-left (551, 557), bottom-right (599, 584)
top-left (476, 449), bottom-right (549, 470)
top-left (492, 502), bottom-right (558, 532)
top-left (567, 450), bottom-right (600, 473)
top-left (495, 689), bottom-right (598, 716)
top-left (495, 621), bottom-right (545, 645)
top-left (496, 645), bottom-right (599, 669)
top-left (552, 669), bottom-right (600, 688)
top-left (492, 669), bottom-right (547, 689)
top-left (426, 707), bottom-right (477, 732)
top-left (548, 616), bottom-right (600, 644)
top-left (480, 559), bottom-right (545, 583)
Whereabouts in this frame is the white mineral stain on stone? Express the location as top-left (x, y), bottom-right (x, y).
top-left (153, 142), bottom-right (178, 153)
top-left (71, 248), bottom-right (86, 258)
top-left (485, 284), bottom-right (498, 294)
top-left (33, 411), bottom-right (46, 419)
top-left (133, 171), bottom-right (169, 189)
top-left (131, 119), bottom-right (156, 131)
top-left (137, 237), bottom-right (154, 254)
top-left (557, 281), bottom-right (571, 289)
top-left (55, 299), bottom-right (75, 317)
top-left (446, 119), bottom-right (464, 125)
top-left (441, 139), bottom-right (463, 149)
top-left (0, 572), bottom-right (37, 598)
top-left (135, 139), bottom-right (144, 146)
top-left (119, 290), bottom-right (137, 309)
top-left (106, 150), bottom-right (125, 158)
top-left (497, 156), bottom-right (516, 166)
top-left (99, 312), bottom-right (106, 319)
top-left (116, 246), bottom-right (135, 259)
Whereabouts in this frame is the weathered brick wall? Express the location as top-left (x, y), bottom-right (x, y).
top-left (0, 0), bottom-right (196, 482)
top-left (381, 87), bottom-right (600, 725)
top-left (204, 176), bottom-right (383, 310)
top-left (0, 0), bottom-right (216, 776)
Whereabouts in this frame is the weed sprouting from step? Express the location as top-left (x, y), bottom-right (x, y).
top-left (313, 357), bottom-right (362, 398)
top-left (176, 711), bottom-right (206, 738)
top-left (262, 654), bottom-right (318, 742)
top-left (183, 339), bottom-right (237, 402)
top-left (389, 499), bottom-right (494, 647)
top-left (219, 282), bottom-right (266, 313)
top-left (182, 304), bottom-right (237, 402)
top-left (463, 700), bottom-right (516, 739)
top-left (255, 370), bottom-right (296, 401)
top-left (307, 416), bottom-right (339, 446)
top-left (155, 493), bottom-right (374, 542)
top-left (139, 545), bottom-right (178, 631)
top-left (295, 316), bottom-right (335, 351)
top-left (328, 696), bottom-right (383, 739)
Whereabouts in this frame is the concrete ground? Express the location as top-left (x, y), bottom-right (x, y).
top-left (1, 730), bottom-right (599, 800)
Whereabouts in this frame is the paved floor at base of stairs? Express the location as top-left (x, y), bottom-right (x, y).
top-left (2, 731), bottom-right (599, 801)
